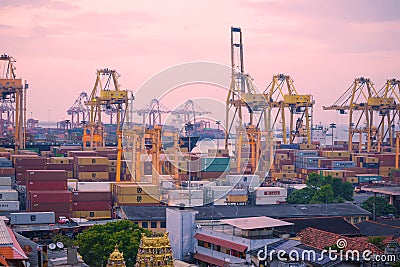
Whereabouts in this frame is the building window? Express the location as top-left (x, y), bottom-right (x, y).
top-left (361, 217), bottom-right (366, 222)
top-left (160, 221), bottom-right (166, 228)
top-left (89, 212), bottom-right (94, 217)
top-left (142, 222), bottom-right (148, 228)
top-left (151, 221), bottom-right (157, 228)
top-left (353, 218), bottom-right (359, 224)
top-left (345, 217), bottom-right (351, 222)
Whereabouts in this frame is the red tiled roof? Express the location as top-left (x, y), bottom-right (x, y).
top-left (194, 233), bottom-right (247, 252)
top-left (298, 227), bottom-right (383, 255)
top-left (194, 253), bottom-right (228, 267)
top-left (7, 228), bottom-right (28, 260)
top-left (0, 255), bottom-right (9, 267)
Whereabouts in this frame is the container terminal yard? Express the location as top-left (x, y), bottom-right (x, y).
top-left (0, 26), bottom-right (399, 266)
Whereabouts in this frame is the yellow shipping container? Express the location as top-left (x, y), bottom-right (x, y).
top-left (115, 184), bottom-right (160, 196)
top-left (116, 194), bottom-right (160, 204)
top-left (76, 157), bottom-right (109, 165)
top-left (67, 171), bottom-right (73, 178)
top-left (346, 177), bottom-right (359, 184)
top-left (226, 195), bottom-right (248, 203)
top-left (282, 165), bottom-right (295, 171)
top-left (109, 167), bottom-right (116, 173)
top-left (299, 144), bottom-right (317, 150)
top-left (365, 157), bottom-right (379, 163)
top-left (322, 151), bottom-right (351, 159)
top-left (72, 210), bottom-right (111, 219)
top-left (276, 154), bottom-right (288, 160)
top-left (50, 157), bottom-right (71, 164)
top-left (108, 160), bottom-right (117, 166)
top-left (322, 170), bottom-right (344, 178)
top-left (77, 172), bottom-right (109, 180)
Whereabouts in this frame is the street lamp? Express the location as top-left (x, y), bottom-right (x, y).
top-left (216, 120), bottom-right (221, 150)
top-left (329, 123), bottom-right (336, 158)
top-left (185, 122), bottom-right (193, 207)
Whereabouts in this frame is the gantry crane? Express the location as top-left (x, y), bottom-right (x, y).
top-left (67, 92), bottom-right (90, 128)
top-left (135, 99), bottom-right (170, 127)
top-left (225, 27), bottom-right (271, 174)
top-left (323, 77), bottom-right (392, 152)
top-left (0, 54), bottom-right (28, 153)
top-left (376, 79), bottom-right (400, 148)
top-left (85, 68), bottom-right (129, 182)
top-left (264, 74), bottom-right (314, 145)
top-left (171, 100), bottom-right (211, 127)
top-left (0, 101), bottom-right (14, 138)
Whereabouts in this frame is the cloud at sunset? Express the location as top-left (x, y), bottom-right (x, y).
top-left (0, 0), bottom-right (399, 125)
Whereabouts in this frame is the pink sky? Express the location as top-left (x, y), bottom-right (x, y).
top-left (0, 0), bottom-right (399, 125)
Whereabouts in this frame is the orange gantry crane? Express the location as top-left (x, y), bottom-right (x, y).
top-left (323, 77), bottom-right (397, 152)
top-left (225, 27), bottom-right (271, 174)
top-left (0, 54), bottom-right (28, 153)
top-left (84, 68), bottom-right (129, 182)
top-left (264, 74), bottom-right (314, 145)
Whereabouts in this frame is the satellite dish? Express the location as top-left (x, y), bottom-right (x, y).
top-left (48, 243), bottom-right (56, 250)
top-left (56, 242), bottom-right (64, 249)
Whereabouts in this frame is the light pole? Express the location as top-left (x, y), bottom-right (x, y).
top-left (185, 122), bottom-right (193, 207)
top-left (216, 120), bottom-right (221, 150)
top-left (329, 123), bottom-right (336, 158)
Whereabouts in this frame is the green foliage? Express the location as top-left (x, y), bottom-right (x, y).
top-left (391, 261), bottom-right (400, 267)
top-left (367, 236), bottom-right (386, 250)
top-left (287, 173), bottom-right (354, 204)
top-left (361, 197), bottom-right (397, 217)
top-left (52, 233), bottom-right (75, 248)
top-left (76, 220), bottom-right (150, 267)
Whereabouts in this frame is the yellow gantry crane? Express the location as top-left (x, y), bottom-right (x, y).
top-left (225, 27), bottom-right (271, 174)
top-left (85, 68), bottom-right (129, 182)
top-left (264, 74), bottom-right (314, 145)
top-left (323, 77), bottom-right (395, 152)
top-left (0, 54), bottom-right (28, 153)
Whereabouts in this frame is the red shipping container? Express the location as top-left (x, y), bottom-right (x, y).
top-left (72, 191), bottom-right (112, 202)
top-left (26, 170), bottom-right (67, 181)
top-left (96, 149), bottom-right (117, 157)
top-left (0, 167), bottom-right (15, 176)
top-left (46, 163), bottom-right (74, 171)
top-left (29, 202), bottom-right (72, 213)
top-left (16, 165), bottom-right (46, 172)
top-left (75, 165), bottom-right (108, 172)
top-left (72, 201), bottom-right (111, 211)
top-left (29, 190), bottom-right (72, 203)
top-left (108, 173), bottom-right (116, 181)
top-left (107, 154), bottom-right (118, 160)
top-left (27, 180), bottom-right (67, 191)
top-left (68, 151), bottom-right (98, 158)
top-left (15, 157), bottom-right (47, 166)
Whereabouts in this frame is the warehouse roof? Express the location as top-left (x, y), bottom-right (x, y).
top-left (220, 216), bottom-right (293, 230)
top-left (120, 203), bottom-right (370, 221)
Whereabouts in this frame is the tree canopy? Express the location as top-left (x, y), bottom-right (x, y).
top-left (76, 220), bottom-right (150, 267)
top-left (361, 196), bottom-right (397, 218)
top-left (287, 173), bottom-right (354, 204)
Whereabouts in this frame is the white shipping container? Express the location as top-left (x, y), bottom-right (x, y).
top-left (0, 177), bottom-right (12, 186)
top-left (256, 196), bottom-right (286, 205)
top-left (226, 174), bottom-right (261, 189)
top-left (168, 198), bottom-right (203, 207)
top-left (0, 201), bottom-right (19, 211)
top-left (255, 187), bottom-right (287, 198)
top-left (68, 180), bottom-right (78, 191)
top-left (10, 212), bottom-right (55, 225)
top-left (0, 185), bottom-right (11, 190)
top-left (213, 198), bottom-right (228, 205)
top-left (77, 182), bottom-right (113, 192)
top-left (168, 190), bottom-right (203, 200)
top-left (0, 190), bottom-right (18, 201)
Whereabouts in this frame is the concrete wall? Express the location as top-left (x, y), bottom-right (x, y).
top-left (166, 208), bottom-right (197, 261)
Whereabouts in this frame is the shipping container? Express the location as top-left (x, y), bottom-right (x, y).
top-left (116, 194), bottom-right (160, 204)
top-left (29, 202), bottom-right (72, 213)
top-left (68, 151), bottom-right (98, 158)
top-left (72, 191), bottom-right (112, 202)
top-left (15, 157), bottom-right (47, 166)
top-left (72, 201), bottom-right (111, 211)
top-left (168, 190), bottom-right (203, 200)
top-left (10, 212), bottom-right (55, 225)
top-left (0, 189), bottom-right (18, 201)
top-left (168, 198), bottom-right (203, 207)
top-left (356, 174), bottom-right (382, 183)
top-left (0, 201), bottom-right (19, 211)
top-left (75, 157), bottom-right (108, 165)
top-left (26, 170), bottom-right (67, 181)
top-left (0, 168), bottom-right (15, 176)
top-left (0, 177), bottom-right (12, 186)
top-left (50, 157), bottom-right (71, 164)
top-left (226, 174), bottom-right (261, 189)
top-left (71, 210), bottom-right (111, 219)
top-left (75, 165), bottom-right (108, 172)
top-left (76, 172), bottom-right (109, 180)
top-left (28, 190), bottom-right (72, 203)
top-left (27, 180), bottom-right (67, 191)
top-left (114, 183), bottom-right (159, 196)
top-left (255, 187), bottom-right (287, 198)
top-left (46, 163), bottom-right (74, 171)
top-left (77, 182), bottom-right (113, 192)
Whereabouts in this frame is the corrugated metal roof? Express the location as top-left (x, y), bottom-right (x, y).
top-left (0, 220), bottom-right (12, 246)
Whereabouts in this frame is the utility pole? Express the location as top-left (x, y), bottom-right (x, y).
top-left (329, 123), bottom-right (336, 158)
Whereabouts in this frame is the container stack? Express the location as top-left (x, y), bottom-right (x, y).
top-left (113, 183), bottom-right (160, 206)
top-left (13, 156), bottom-right (47, 186)
top-left (74, 156), bottom-right (109, 181)
top-left (0, 176), bottom-right (19, 211)
top-left (198, 157), bottom-right (230, 179)
top-left (47, 157), bottom-right (74, 178)
top-left (255, 187), bottom-right (287, 205)
top-left (72, 191), bottom-right (112, 219)
top-left (26, 170), bottom-right (72, 218)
